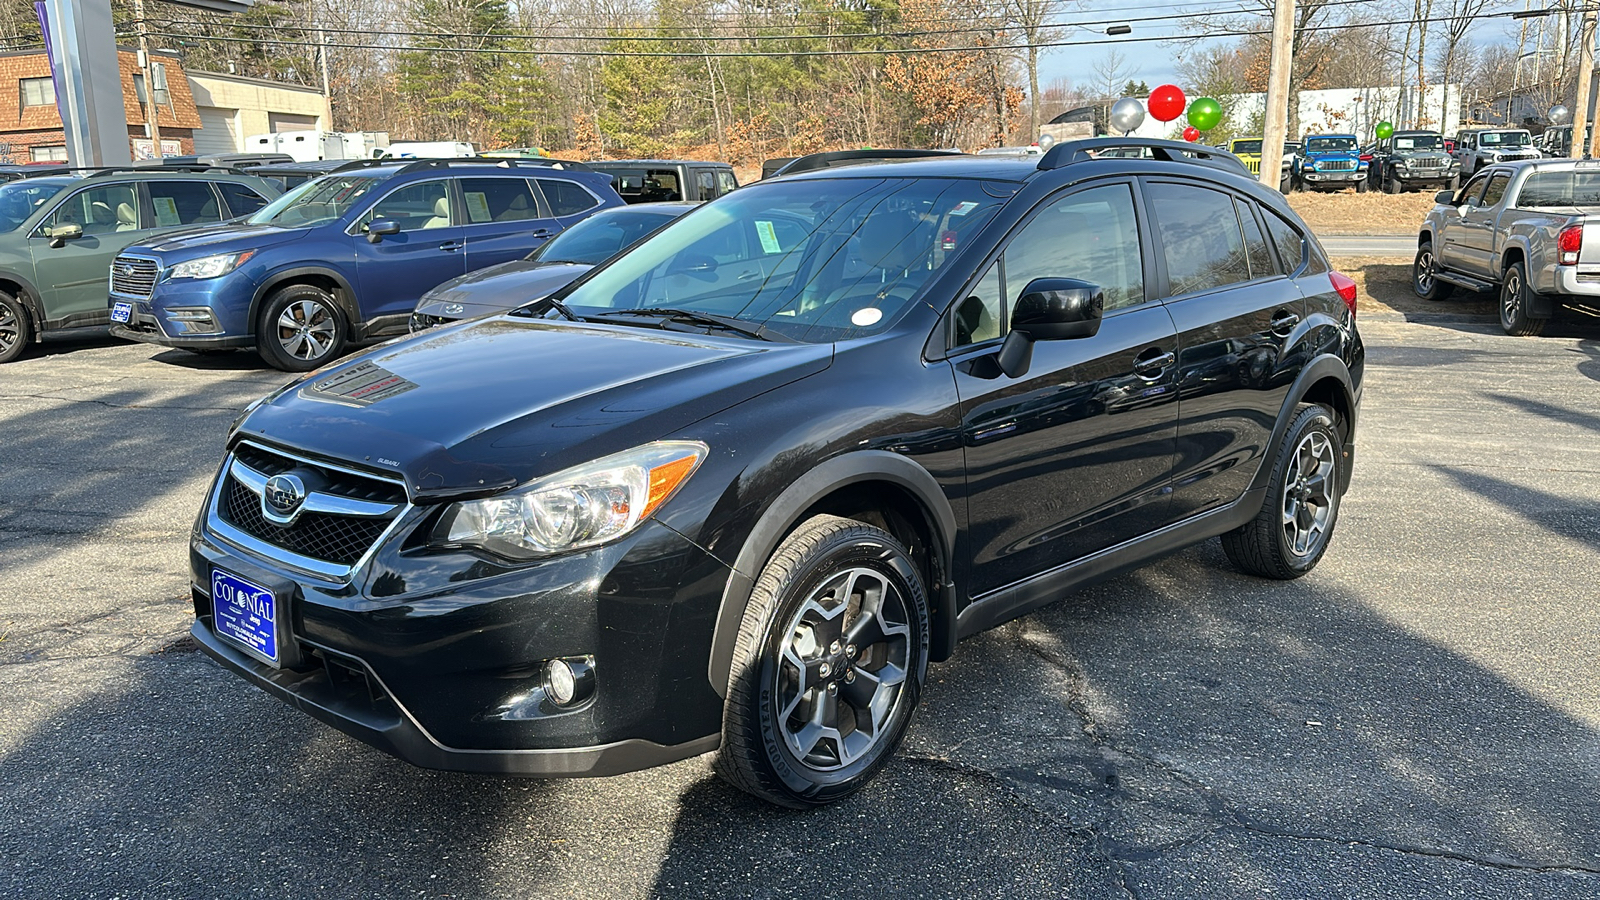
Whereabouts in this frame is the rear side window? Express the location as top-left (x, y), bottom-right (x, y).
top-left (538, 179), bottom-right (600, 217)
top-left (1236, 199), bottom-right (1275, 279)
top-left (149, 181), bottom-right (221, 227)
top-left (216, 182), bottom-right (269, 218)
top-left (459, 177), bottom-right (541, 224)
top-left (1147, 182), bottom-right (1250, 295)
top-left (1263, 209), bottom-right (1306, 274)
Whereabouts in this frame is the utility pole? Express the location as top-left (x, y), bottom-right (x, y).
top-left (1260, 0), bottom-right (1294, 188)
top-left (319, 29), bottom-right (333, 130)
top-left (132, 0), bottom-right (163, 159)
top-left (1574, 5), bottom-right (1596, 159)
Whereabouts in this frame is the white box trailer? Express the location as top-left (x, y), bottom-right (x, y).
top-left (243, 131), bottom-right (391, 162)
top-left (373, 141), bottom-right (477, 159)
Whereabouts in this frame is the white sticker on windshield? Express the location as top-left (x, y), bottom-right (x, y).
top-left (755, 220), bottom-right (781, 254)
top-left (851, 307), bottom-right (883, 327)
top-left (949, 201), bottom-right (979, 216)
top-left (153, 196), bottom-right (181, 226)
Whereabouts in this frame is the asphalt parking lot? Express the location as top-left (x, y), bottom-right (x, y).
top-left (2, 302), bottom-right (1598, 899)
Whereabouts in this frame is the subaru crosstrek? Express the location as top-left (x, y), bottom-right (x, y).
top-left (190, 141), bottom-right (1364, 807)
top-left (0, 167), bottom-right (277, 364)
top-left (109, 158), bottom-right (621, 371)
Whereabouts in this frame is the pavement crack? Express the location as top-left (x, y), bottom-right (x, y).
top-left (0, 393), bottom-right (248, 412)
top-left (1217, 820), bottom-right (1600, 877)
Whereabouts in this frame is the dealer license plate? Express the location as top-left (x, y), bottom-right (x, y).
top-left (110, 302), bottom-right (132, 323)
top-left (212, 568), bottom-right (280, 666)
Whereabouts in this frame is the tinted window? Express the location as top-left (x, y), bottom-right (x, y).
top-left (0, 180), bottom-right (66, 232)
top-left (1148, 182), bottom-right (1249, 296)
top-left (539, 179), bottom-right (601, 217)
top-left (250, 175), bottom-right (379, 227)
top-left (717, 170), bottom-right (739, 195)
top-left (1263, 210), bottom-right (1305, 274)
top-left (1481, 173), bottom-right (1511, 207)
top-left (49, 184), bottom-right (139, 235)
top-left (1456, 173), bottom-right (1490, 206)
top-left (531, 210), bottom-right (682, 265)
top-left (370, 181), bottom-right (452, 231)
top-left (149, 181), bottom-right (221, 227)
top-left (459, 177), bottom-right (540, 224)
top-left (696, 170), bottom-right (717, 198)
top-left (1005, 183), bottom-right (1145, 311)
top-left (1518, 170), bottom-right (1600, 206)
top-left (953, 263), bottom-right (1003, 347)
top-left (217, 182), bottom-right (269, 218)
top-left (1236, 199), bottom-right (1274, 279)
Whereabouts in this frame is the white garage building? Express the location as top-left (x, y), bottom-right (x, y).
top-left (187, 71), bottom-right (328, 155)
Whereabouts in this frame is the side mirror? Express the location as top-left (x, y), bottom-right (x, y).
top-left (1434, 190), bottom-right (1455, 204)
top-left (367, 219), bottom-right (401, 243)
top-left (46, 222), bottom-right (83, 248)
top-left (996, 278), bottom-right (1104, 378)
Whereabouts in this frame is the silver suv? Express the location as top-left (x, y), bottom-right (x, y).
top-left (1453, 129), bottom-right (1539, 178)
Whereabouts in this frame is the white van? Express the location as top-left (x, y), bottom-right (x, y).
top-left (373, 141), bottom-right (477, 159)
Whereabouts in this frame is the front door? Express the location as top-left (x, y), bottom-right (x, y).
top-left (460, 176), bottom-right (562, 272)
top-left (950, 181), bottom-right (1179, 597)
top-left (351, 179), bottom-right (466, 325)
top-left (1436, 171), bottom-right (1490, 270)
top-left (29, 182), bottom-right (147, 326)
top-left (1450, 170), bottom-right (1510, 276)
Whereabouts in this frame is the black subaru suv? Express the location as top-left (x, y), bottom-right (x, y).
top-left (192, 140), bottom-right (1363, 808)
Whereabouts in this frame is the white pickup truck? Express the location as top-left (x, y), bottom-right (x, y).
top-left (1413, 158), bottom-right (1600, 335)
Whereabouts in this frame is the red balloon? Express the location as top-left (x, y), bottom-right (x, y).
top-left (1149, 84), bottom-right (1187, 123)
top-left (1182, 126), bottom-right (1200, 142)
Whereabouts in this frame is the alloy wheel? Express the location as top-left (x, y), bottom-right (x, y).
top-left (1502, 270), bottom-right (1523, 327)
top-left (1281, 430), bottom-right (1336, 559)
top-left (0, 303), bottom-right (18, 356)
top-left (1415, 249), bottom-right (1435, 293)
top-left (277, 298), bottom-right (337, 361)
top-left (775, 567), bottom-right (911, 771)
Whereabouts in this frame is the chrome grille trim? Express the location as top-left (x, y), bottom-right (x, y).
top-left (110, 254), bottom-right (160, 299)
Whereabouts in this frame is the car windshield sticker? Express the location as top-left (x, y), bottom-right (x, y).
top-left (755, 220), bottom-right (782, 254)
top-left (153, 196), bottom-right (181, 226)
top-left (305, 361), bottom-right (419, 406)
top-left (851, 307), bottom-right (883, 327)
top-left (464, 191), bottom-right (492, 223)
top-left (949, 201), bottom-right (980, 216)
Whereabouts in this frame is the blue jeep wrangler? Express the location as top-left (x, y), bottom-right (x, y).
top-left (1292, 135), bottom-right (1368, 193)
top-left (109, 158), bottom-right (622, 370)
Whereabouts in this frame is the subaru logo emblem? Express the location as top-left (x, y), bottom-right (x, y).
top-left (117, 263), bottom-right (133, 275)
top-left (262, 473), bottom-right (306, 522)
top-left (443, 303), bottom-right (465, 315)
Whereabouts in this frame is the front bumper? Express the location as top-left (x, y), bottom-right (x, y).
top-left (1301, 169), bottom-right (1366, 188)
top-left (110, 307), bottom-right (253, 350)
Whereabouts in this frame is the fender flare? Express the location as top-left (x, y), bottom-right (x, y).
top-left (706, 450), bottom-right (959, 697)
top-left (249, 266), bottom-right (359, 336)
top-left (1250, 353), bottom-right (1357, 496)
top-left (0, 270), bottom-right (45, 336)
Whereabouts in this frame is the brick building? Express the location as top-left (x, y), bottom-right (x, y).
top-left (0, 47), bottom-right (202, 164)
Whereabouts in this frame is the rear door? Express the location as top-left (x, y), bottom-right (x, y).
top-left (350, 178), bottom-right (466, 324)
top-left (460, 176), bottom-right (561, 272)
top-left (1148, 181), bottom-right (1305, 520)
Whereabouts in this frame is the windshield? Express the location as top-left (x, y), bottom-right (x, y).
top-left (1481, 131), bottom-right (1531, 147)
top-left (1394, 134), bottom-right (1443, 151)
top-left (1517, 171), bottom-right (1600, 207)
top-left (246, 174), bottom-right (381, 227)
top-left (1231, 140), bottom-right (1263, 154)
top-left (530, 209), bottom-right (684, 265)
top-left (0, 179), bottom-right (68, 231)
top-left (552, 177), bottom-right (1008, 343)
top-left (1306, 137), bottom-right (1358, 152)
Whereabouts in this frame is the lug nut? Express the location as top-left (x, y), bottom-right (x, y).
top-left (845, 644), bottom-right (857, 659)
top-left (827, 682), bottom-right (838, 695)
top-left (829, 640), bottom-right (842, 655)
top-left (819, 662), bottom-right (832, 678)
top-left (844, 669), bottom-right (856, 684)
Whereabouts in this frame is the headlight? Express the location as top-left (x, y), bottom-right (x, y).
top-left (437, 441), bottom-right (707, 559)
top-left (169, 250), bottom-right (256, 280)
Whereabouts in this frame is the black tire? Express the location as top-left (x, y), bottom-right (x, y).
top-left (0, 291), bottom-right (32, 365)
top-left (714, 514), bottom-right (930, 808)
top-left (1279, 174), bottom-right (1291, 194)
top-left (1412, 240), bottom-right (1452, 301)
top-left (1222, 404), bottom-right (1344, 580)
top-left (1355, 177), bottom-right (1369, 193)
top-left (257, 284), bottom-right (347, 372)
top-left (1448, 174), bottom-right (1460, 191)
top-left (1498, 261), bottom-right (1547, 337)
top-left (1384, 172), bottom-right (1400, 194)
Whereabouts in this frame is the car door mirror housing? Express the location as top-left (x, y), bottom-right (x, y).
top-left (1434, 190), bottom-right (1455, 204)
top-left (367, 219), bottom-right (401, 243)
top-left (1012, 278), bottom-right (1104, 340)
top-left (46, 222), bottom-right (83, 248)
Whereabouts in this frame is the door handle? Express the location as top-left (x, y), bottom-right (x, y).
top-left (1132, 349), bottom-right (1175, 378)
top-left (439, 241), bottom-right (462, 251)
top-left (1270, 310), bottom-right (1301, 334)
top-left (737, 270), bottom-right (762, 281)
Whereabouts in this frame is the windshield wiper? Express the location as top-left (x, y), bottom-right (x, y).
top-left (595, 307), bottom-right (798, 342)
top-left (511, 296), bottom-right (581, 322)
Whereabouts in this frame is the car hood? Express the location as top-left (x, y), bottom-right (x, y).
top-left (137, 222), bottom-right (311, 258)
top-left (1395, 150), bottom-right (1450, 161)
top-left (236, 317), bottom-right (834, 500)
top-left (1306, 150), bottom-right (1359, 160)
top-left (415, 261), bottom-right (594, 318)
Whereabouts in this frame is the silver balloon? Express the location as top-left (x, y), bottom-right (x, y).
top-left (1550, 104), bottom-right (1571, 125)
top-left (1037, 133), bottom-right (1056, 150)
top-left (1109, 97), bottom-right (1146, 135)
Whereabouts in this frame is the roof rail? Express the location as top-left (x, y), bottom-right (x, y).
top-left (367, 156), bottom-right (594, 177)
top-left (82, 164), bottom-right (248, 178)
top-left (1037, 138), bottom-right (1250, 175)
top-left (769, 148), bottom-right (963, 178)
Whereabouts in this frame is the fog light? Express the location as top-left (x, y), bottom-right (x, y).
top-left (165, 307), bottom-right (220, 335)
top-left (546, 658), bottom-right (577, 706)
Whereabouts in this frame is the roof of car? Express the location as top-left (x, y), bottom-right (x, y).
top-left (772, 154), bottom-right (1038, 182)
top-left (585, 159), bottom-right (733, 168)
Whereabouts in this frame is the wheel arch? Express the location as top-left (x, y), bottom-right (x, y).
top-left (249, 267), bottom-right (358, 336)
top-left (706, 450), bottom-right (959, 698)
top-left (1250, 355), bottom-right (1357, 497)
top-left (0, 271), bottom-right (45, 339)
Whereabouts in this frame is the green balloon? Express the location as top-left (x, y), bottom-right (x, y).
top-left (1187, 97), bottom-right (1223, 132)
top-left (1376, 121), bottom-right (1394, 139)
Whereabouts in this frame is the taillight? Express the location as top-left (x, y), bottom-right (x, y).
top-left (1330, 271), bottom-right (1358, 315)
top-left (1558, 224), bottom-right (1582, 265)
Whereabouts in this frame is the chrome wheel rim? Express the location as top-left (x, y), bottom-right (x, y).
top-left (1502, 270), bottom-right (1522, 327)
top-left (1415, 250), bottom-right (1435, 293)
top-left (276, 298), bottom-right (337, 360)
top-left (775, 566), bottom-right (911, 771)
top-left (0, 303), bottom-right (18, 354)
top-left (1282, 431), bottom-right (1336, 559)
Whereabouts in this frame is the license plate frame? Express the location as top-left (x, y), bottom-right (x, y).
top-left (211, 567), bottom-right (287, 668)
top-left (110, 301), bottom-right (132, 323)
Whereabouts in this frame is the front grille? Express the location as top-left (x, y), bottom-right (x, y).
top-left (409, 312), bottom-right (452, 333)
top-left (1242, 158), bottom-right (1261, 175)
top-left (1411, 157), bottom-right (1446, 169)
top-left (1318, 159), bottom-right (1358, 172)
top-left (215, 442), bottom-right (406, 566)
top-left (111, 256), bottom-right (159, 298)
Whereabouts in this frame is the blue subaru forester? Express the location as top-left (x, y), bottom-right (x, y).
top-left (109, 158), bottom-right (622, 370)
